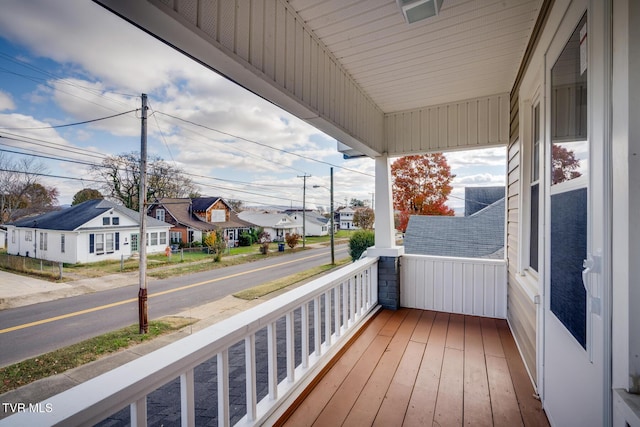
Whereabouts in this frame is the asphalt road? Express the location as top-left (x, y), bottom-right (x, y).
top-left (0, 244), bottom-right (348, 367)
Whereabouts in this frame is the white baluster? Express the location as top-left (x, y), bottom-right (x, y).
top-left (267, 323), bottom-right (278, 400)
top-left (245, 335), bottom-right (257, 421)
top-left (180, 369), bottom-right (195, 426)
top-left (217, 350), bottom-right (230, 427)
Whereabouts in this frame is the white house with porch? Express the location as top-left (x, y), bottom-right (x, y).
top-left (5, 199), bottom-right (171, 264)
top-left (4, 0), bottom-right (639, 426)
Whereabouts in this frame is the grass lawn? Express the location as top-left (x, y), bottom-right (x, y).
top-left (233, 257), bottom-right (351, 300)
top-left (0, 318), bottom-right (194, 394)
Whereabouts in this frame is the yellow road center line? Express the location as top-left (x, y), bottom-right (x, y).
top-left (0, 251), bottom-right (330, 335)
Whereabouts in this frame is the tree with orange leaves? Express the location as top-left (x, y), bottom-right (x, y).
top-left (391, 153), bottom-right (455, 232)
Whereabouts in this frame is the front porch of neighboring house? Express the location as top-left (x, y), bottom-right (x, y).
top-left (3, 255), bottom-right (547, 426)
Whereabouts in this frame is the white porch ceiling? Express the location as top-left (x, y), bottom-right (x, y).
top-left (289, 0), bottom-right (541, 112)
top-left (95, 0), bottom-right (542, 156)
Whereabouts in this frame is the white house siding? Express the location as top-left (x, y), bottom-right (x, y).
top-left (506, 138), bottom-right (538, 382)
top-left (384, 93), bottom-right (510, 156)
top-left (401, 255), bottom-right (507, 319)
top-left (79, 228), bottom-right (169, 264)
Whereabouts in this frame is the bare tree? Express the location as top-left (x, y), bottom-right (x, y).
top-left (91, 152), bottom-right (198, 211)
top-left (0, 153), bottom-right (57, 223)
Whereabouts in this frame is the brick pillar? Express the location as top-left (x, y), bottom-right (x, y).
top-left (378, 256), bottom-right (400, 310)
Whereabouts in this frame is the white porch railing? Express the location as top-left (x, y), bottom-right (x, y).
top-left (401, 254), bottom-right (507, 319)
top-left (1, 257), bottom-right (379, 427)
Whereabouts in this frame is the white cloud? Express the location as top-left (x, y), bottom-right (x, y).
top-left (0, 90), bottom-right (15, 111)
top-left (445, 147), bottom-right (507, 169)
top-left (0, 0), bottom-right (206, 94)
top-left (453, 173), bottom-right (505, 186)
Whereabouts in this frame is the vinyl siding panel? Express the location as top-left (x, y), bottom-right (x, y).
top-left (385, 94), bottom-right (510, 155)
top-left (507, 271), bottom-right (537, 382)
top-left (505, 135), bottom-right (537, 384)
top-left (401, 255), bottom-right (507, 319)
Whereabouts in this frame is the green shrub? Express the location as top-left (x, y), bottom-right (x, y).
top-left (348, 230), bottom-right (375, 261)
top-left (239, 232), bottom-right (253, 247)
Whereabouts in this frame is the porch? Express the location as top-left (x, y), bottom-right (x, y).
top-left (0, 255), bottom-right (546, 426)
top-left (282, 308), bottom-right (547, 426)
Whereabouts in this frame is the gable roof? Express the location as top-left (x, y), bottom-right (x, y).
top-left (237, 211), bottom-right (297, 229)
top-left (286, 211), bottom-right (329, 227)
top-left (8, 199), bottom-right (168, 231)
top-left (404, 198), bottom-right (505, 259)
top-left (153, 198), bottom-right (217, 231)
top-left (211, 211), bottom-right (254, 229)
top-left (191, 196), bottom-right (225, 212)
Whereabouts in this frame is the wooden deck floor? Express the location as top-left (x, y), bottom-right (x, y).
top-left (279, 308), bottom-right (549, 427)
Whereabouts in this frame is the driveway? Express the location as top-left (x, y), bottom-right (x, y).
top-left (0, 270), bottom-right (74, 303)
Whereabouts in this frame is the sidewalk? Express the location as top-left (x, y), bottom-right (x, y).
top-left (0, 270), bottom-right (139, 310)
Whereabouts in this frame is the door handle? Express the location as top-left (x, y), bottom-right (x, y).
top-left (582, 253), bottom-right (602, 315)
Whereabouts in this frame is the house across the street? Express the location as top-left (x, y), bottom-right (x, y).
top-left (5, 199), bottom-right (171, 264)
top-left (237, 211), bottom-right (298, 241)
top-left (148, 197), bottom-right (254, 247)
top-left (284, 209), bottom-right (331, 236)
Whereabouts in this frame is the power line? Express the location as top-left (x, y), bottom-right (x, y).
top-left (0, 109), bottom-right (139, 130)
top-left (0, 52), bottom-right (138, 99)
top-left (151, 112), bottom-right (311, 176)
top-left (0, 147), bottom-right (99, 168)
top-left (0, 168), bottom-right (103, 184)
top-left (0, 132), bottom-right (107, 161)
top-left (154, 110), bottom-right (374, 178)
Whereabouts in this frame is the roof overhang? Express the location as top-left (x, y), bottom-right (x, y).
top-left (94, 0), bottom-right (542, 157)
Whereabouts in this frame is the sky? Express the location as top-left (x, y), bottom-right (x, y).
top-left (0, 0), bottom-right (505, 215)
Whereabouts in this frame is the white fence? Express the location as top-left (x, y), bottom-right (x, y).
top-left (401, 254), bottom-right (507, 319)
top-left (1, 258), bottom-right (379, 426)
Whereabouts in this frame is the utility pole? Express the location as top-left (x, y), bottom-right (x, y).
top-left (313, 168), bottom-right (335, 265)
top-left (138, 94), bottom-right (149, 334)
top-left (298, 174), bottom-right (310, 248)
top-left (330, 167), bottom-right (335, 265)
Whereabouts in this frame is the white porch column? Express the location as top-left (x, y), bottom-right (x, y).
top-left (368, 154), bottom-right (403, 311)
top-left (369, 154), bottom-right (404, 257)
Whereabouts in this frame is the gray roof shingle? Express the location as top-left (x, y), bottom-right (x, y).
top-left (404, 198), bottom-right (505, 259)
top-left (9, 199), bottom-right (167, 231)
top-left (464, 187), bottom-right (505, 217)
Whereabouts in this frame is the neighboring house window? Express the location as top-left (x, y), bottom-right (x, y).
top-left (61, 234), bottom-right (65, 253)
top-left (156, 209), bottom-right (165, 222)
top-left (25, 231), bottom-right (32, 241)
top-left (112, 217), bottom-right (119, 225)
top-left (529, 103), bottom-right (541, 272)
top-left (210, 209), bottom-right (225, 222)
top-left (103, 217), bottom-right (110, 226)
top-left (11, 230), bottom-right (15, 243)
top-left (90, 232), bottom-right (118, 255)
top-left (106, 233), bottom-right (114, 253)
top-left (170, 232), bottom-right (181, 243)
top-left (159, 232), bottom-right (167, 245)
top-left (95, 234), bottom-right (104, 254)
top-left (150, 232), bottom-right (158, 246)
top-left (39, 232), bottom-right (47, 251)
top-left (188, 230), bottom-right (194, 243)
